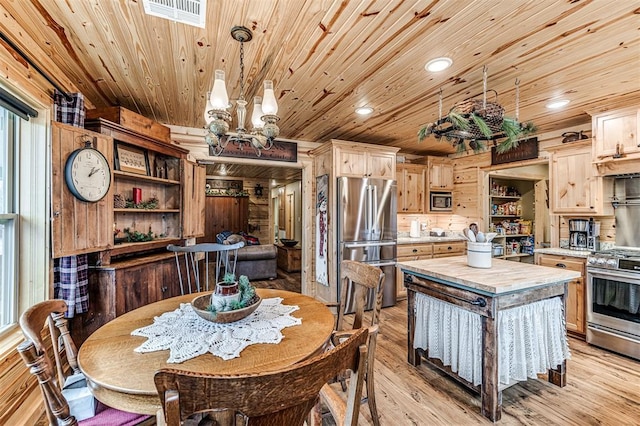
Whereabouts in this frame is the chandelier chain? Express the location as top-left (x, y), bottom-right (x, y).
top-left (239, 39), bottom-right (245, 101)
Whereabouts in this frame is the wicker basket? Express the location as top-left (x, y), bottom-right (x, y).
top-left (114, 194), bottom-right (126, 208)
top-left (451, 90), bottom-right (504, 138)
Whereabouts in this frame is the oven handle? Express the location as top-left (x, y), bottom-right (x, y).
top-left (587, 268), bottom-right (640, 282)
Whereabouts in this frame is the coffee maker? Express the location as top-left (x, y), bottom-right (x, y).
top-left (569, 218), bottom-right (599, 251)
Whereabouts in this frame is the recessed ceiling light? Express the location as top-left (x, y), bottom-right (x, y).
top-left (355, 106), bottom-right (374, 115)
top-left (546, 99), bottom-right (570, 109)
top-left (425, 57), bottom-right (453, 72)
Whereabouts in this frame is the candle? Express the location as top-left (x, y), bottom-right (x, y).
top-left (133, 187), bottom-right (142, 204)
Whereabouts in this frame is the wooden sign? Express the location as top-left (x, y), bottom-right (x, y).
top-left (491, 137), bottom-right (539, 165)
top-left (209, 139), bottom-right (298, 162)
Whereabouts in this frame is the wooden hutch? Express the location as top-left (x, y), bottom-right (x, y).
top-left (51, 108), bottom-right (206, 344)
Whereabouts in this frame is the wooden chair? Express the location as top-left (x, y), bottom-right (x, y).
top-left (325, 259), bottom-right (385, 426)
top-left (154, 327), bottom-right (369, 426)
top-left (167, 241), bottom-right (245, 294)
top-left (17, 299), bottom-right (151, 426)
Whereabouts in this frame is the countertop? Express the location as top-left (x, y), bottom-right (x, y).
top-left (397, 235), bottom-right (466, 244)
top-left (397, 255), bottom-right (580, 295)
top-left (534, 248), bottom-right (591, 258)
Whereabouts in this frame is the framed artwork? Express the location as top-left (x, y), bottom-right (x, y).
top-left (115, 142), bottom-right (149, 175)
top-left (315, 174), bottom-right (329, 286)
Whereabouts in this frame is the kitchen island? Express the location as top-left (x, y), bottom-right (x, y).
top-left (398, 256), bottom-right (581, 421)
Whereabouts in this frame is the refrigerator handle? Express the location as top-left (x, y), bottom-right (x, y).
top-left (344, 241), bottom-right (397, 248)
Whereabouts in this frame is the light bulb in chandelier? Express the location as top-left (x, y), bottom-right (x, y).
top-left (209, 70), bottom-right (229, 110)
top-left (261, 80), bottom-right (278, 115)
top-left (251, 96), bottom-right (264, 130)
top-left (203, 94), bottom-right (214, 124)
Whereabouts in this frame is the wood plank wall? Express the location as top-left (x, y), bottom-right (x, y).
top-left (0, 8), bottom-right (81, 422)
top-left (240, 177), bottom-right (271, 244)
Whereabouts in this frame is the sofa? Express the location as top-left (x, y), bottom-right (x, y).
top-left (233, 244), bottom-right (278, 281)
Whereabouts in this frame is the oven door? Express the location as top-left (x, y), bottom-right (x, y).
top-left (586, 268), bottom-right (640, 338)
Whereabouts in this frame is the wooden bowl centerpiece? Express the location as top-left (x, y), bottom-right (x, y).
top-left (191, 274), bottom-right (261, 323)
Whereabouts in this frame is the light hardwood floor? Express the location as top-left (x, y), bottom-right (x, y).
top-left (348, 299), bottom-right (640, 425)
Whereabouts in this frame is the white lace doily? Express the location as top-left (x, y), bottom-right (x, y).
top-left (131, 297), bottom-right (301, 363)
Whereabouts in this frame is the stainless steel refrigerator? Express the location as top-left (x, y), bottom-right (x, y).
top-left (337, 176), bottom-right (397, 312)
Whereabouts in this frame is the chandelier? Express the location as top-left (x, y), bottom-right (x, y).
top-left (204, 26), bottom-right (280, 157)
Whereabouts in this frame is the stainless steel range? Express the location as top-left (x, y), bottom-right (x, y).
top-left (586, 248), bottom-right (640, 360)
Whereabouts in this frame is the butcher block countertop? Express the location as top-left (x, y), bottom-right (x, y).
top-left (397, 256), bottom-right (580, 295)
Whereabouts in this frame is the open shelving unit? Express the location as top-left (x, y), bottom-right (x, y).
top-left (488, 177), bottom-right (535, 262)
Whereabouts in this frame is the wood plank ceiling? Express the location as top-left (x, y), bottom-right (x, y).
top-left (1, 0), bottom-right (638, 156)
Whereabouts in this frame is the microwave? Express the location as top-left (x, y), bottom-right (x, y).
top-left (430, 191), bottom-right (452, 211)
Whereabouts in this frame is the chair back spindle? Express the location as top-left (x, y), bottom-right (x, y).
top-left (167, 242), bottom-right (245, 295)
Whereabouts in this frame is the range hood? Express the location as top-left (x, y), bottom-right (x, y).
top-left (612, 175), bottom-right (640, 248)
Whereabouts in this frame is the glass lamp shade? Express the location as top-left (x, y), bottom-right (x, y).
top-left (251, 96), bottom-right (264, 129)
top-left (261, 80), bottom-right (278, 115)
top-left (209, 70), bottom-right (229, 110)
top-left (203, 97), bottom-right (214, 124)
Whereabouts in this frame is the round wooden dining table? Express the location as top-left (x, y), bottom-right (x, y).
top-left (77, 288), bottom-right (335, 416)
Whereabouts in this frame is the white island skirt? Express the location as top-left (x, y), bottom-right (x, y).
top-left (413, 293), bottom-right (570, 387)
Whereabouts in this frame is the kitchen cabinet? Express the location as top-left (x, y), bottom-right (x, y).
top-left (427, 156), bottom-right (454, 190)
top-left (548, 141), bottom-right (613, 215)
top-left (51, 122), bottom-right (114, 258)
top-left (397, 164), bottom-right (426, 213)
top-left (592, 107), bottom-right (640, 161)
top-left (536, 253), bottom-right (586, 337)
top-left (334, 141), bottom-right (397, 179)
top-left (396, 241), bottom-right (465, 299)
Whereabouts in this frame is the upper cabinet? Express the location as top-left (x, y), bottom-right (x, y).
top-left (427, 156), bottom-right (454, 190)
top-left (334, 141), bottom-right (397, 179)
top-left (51, 122), bottom-right (114, 258)
top-left (593, 107), bottom-right (639, 161)
top-left (548, 140), bottom-right (613, 216)
top-left (397, 164), bottom-right (426, 213)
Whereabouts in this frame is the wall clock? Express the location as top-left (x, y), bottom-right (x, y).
top-left (64, 141), bottom-right (111, 202)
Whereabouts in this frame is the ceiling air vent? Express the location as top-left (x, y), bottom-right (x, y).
top-left (143, 0), bottom-right (206, 28)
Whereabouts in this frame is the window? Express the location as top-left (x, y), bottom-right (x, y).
top-left (0, 108), bottom-right (17, 332)
top-left (0, 84), bottom-right (49, 338)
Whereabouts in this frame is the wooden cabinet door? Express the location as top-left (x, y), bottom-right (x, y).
top-left (549, 141), bottom-right (612, 215)
top-left (367, 151), bottom-right (396, 179)
top-left (51, 122), bottom-right (114, 258)
top-left (116, 264), bottom-right (156, 315)
top-left (428, 157), bottom-right (454, 190)
top-left (397, 165), bottom-right (425, 213)
top-left (594, 108), bottom-right (639, 160)
top-left (537, 254), bottom-right (585, 336)
top-left (181, 160), bottom-right (206, 238)
top-left (336, 147), bottom-right (367, 177)
top-left (550, 142), bottom-right (593, 214)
